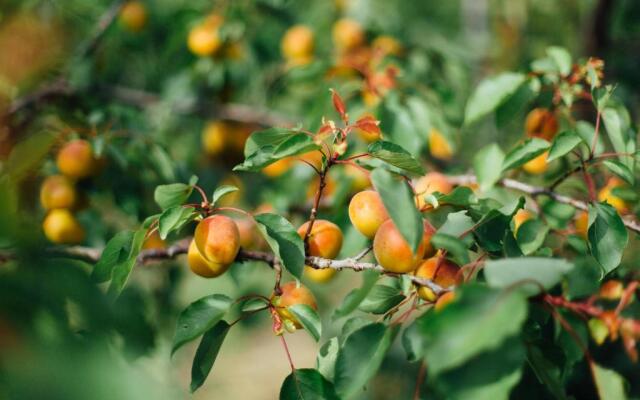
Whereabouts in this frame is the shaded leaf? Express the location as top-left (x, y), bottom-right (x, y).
top-left (588, 202), bottom-right (628, 274)
top-left (211, 185), bottom-right (239, 205)
top-left (154, 183), bottom-right (193, 210)
top-left (464, 73), bottom-right (527, 126)
top-left (280, 369), bottom-right (339, 400)
top-left (288, 304), bottom-right (322, 342)
top-left (502, 138), bottom-right (550, 172)
top-left (254, 213), bottom-right (305, 279)
top-left (158, 206), bottom-right (197, 239)
top-left (473, 144), bottom-right (505, 190)
top-left (484, 257), bottom-right (573, 296)
top-left (516, 219), bottom-right (549, 255)
top-left (547, 131), bottom-right (584, 162)
top-left (367, 141), bottom-right (425, 176)
top-left (190, 321), bottom-right (230, 392)
top-left (358, 285), bottom-right (405, 315)
top-left (172, 294), bottom-right (232, 355)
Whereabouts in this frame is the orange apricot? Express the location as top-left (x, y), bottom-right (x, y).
top-left (599, 280), bottom-right (624, 300)
top-left (194, 215), bottom-right (240, 265)
top-left (262, 158), bottom-right (294, 178)
top-left (120, 1), bottom-right (147, 32)
top-left (414, 172), bottom-right (453, 209)
top-left (575, 210), bottom-right (589, 239)
top-left (522, 151), bottom-right (548, 175)
top-left (274, 281), bottom-right (317, 329)
top-left (525, 108), bottom-right (558, 141)
top-left (142, 230), bottom-right (166, 250)
top-left (513, 209), bottom-right (534, 233)
top-left (373, 219), bottom-right (425, 273)
top-left (298, 220), bottom-right (343, 282)
top-left (371, 35), bottom-right (403, 57)
top-left (202, 121), bottom-right (231, 155)
top-left (281, 25), bottom-right (314, 60)
top-left (42, 209), bottom-right (85, 244)
top-left (348, 190), bottom-right (389, 239)
top-left (188, 21), bottom-right (222, 57)
top-left (39, 175), bottom-right (76, 210)
top-left (598, 178), bottom-right (628, 214)
top-left (415, 256), bottom-right (460, 301)
top-left (434, 291), bottom-right (456, 312)
top-left (187, 239), bottom-right (229, 278)
top-left (56, 139), bottom-right (96, 179)
top-left (332, 18), bottom-right (365, 52)
top-left (428, 128), bottom-right (453, 161)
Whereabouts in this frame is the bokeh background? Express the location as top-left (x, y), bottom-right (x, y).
top-left (1, 0), bottom-right (640, 399)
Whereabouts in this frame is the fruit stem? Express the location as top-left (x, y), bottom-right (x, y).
top-left (279, 334), bottom-right (296, 372)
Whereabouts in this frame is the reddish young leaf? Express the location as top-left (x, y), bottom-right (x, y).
top-left (355, 115), bottom-right (381, 135)
top-left (330, 89), bottom-right (347, 121)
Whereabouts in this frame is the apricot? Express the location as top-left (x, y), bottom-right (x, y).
top-left (187, 240), bottom-right (229, 278)
top-left (235, 217), bottom-right (263, 250)
top-left (56, 139), bottom-right (96, 179)
top-left (194, 215), bottom-right (240, 265)
top-left (120, 1), bottom-right (147, 32)
top-left (40, 175), bottom-right (76, 210)
top-left (414, 256), bottom-right (460, 301)
top-left (525, 108), bottom-right (558, 141)
top-left (575, 210), bottom-right (589, 239)
top-left (281, 25), bottom-right (314, 60)
top-left (217, 174), bottom-right (243, 207)
top-left (522, 151), bottom-right (548, 175)
top-left (142, 230), bottom-right (166, 250)
top-left (348, 190), bottom-right (389, 239)
top-left (332, 19), bottom-right (365, 52)
top-left (373, 219), bottom-right (425, 273)
top-left (598, 178), bottom-right (628, 214)
top-left (42, 209), bottom-right (85, 244)
top-left (298, 220), bottom-right (343, 282)
top-left (202, 121), bottom-right (231, 155)
top-left (434, 291), bottom-right (456, 312)
top-left (599, 280), bottom-right (624, 300)
top-left (274, 281), bottom-right (317, 329)
top-left (262, 158), bottom-right (294, 178)
top-left (513, 209), bottom-right (534, 233)
top-left (429, 128), bottom-right (453, 161)
top-left (188, 22), bottom-right (222, 57)
top-left (414, 172), bottom-right (453, 209)
top-left (371, 35), bottom-right (403, 57)
top-left (344, 164), bottom-right (370, 192)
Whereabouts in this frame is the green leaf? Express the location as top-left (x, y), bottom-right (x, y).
top-left (484, 257), bottom-right (573, 296)
top-left (367, 140), bottom-right (425, 176)
top-left (254, 213), bottom-right (305, 279)
top-left (588, 202), bottom-right (628, 274)
top-left (602, 108), bottom-right (635, 171)
top-left (154, 183), bottom-right (194, 210)
top-left (464, 73), bottom-right (527, 126)
top-left (211, 185), bottom-right (239, 205)
top-left (332, 270), bottom-right (379, 319)
top-left (244, 128), bottom-right (297, 157)
top-left (417, 284), bottom-right (527, 376)
top-left (431, 233), bottom-right (470, 265)
top-left (371, 168), bottom-right (423, 253)
top-left (502, 138), bottom-right (550, 172)
top-left (288, 304), bottom-right (322, 342)
top-left (473, 144), bottom-right (505, 190)
top-left (402, 319), bottom-right (424, 362)
top-left (280, 369), bottom-right (339, 400)
top-left (434, 186), bottom-right (478, 207)
top-left (592, 364), bottom-right (627, 400)
top-left (438, 211), bottom-right (475, 238)
top-left (107, 228), bottom-right (146, 295)
top-left (565, 256), bottom-right (602, 299)
top-left (158, 206), bottom-right (197, 239)
top-left (515, 219), bottom-right (549, 255)
top-left (547, 131), bottom-right (584, 162)
top-left (235, 132), bottom-right (320, 172)
top-left (172, 294), bottom-right (232, 355)
top-left (334, 323), bottom-right (398, 399)
top-left (603, 159), bottom-right (634, 185)
top-left (92, 230), bottom-right (135, 283)
top-left (316, 338), bottom-right (339, 381)
top-left (190, 321), bottom-right (230, 393)
top-left (526, 345), bottom-right (567, 400)
top-left (547, 46), bottom-right (572, 76)
top-left (358, 284), bottom-right (405, 315)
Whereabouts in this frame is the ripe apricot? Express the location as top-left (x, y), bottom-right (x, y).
top-left (40, 175), bottom-right (76, 210)
top-left (43, 209), bottom-right (85, 244)
top-left (202, 121), bottom-right (231, 155)
top-left (120, 1), bottom-right (147, 32)
top-left (598, 178), bottom-right (628, 214)
top-left (281, 25), bottom-right (314, 60)
top-left (373, 219), bottom-right (426, 273)
top-left (332, 18), bottom-right (365, 52)
top-left (187, 240), bottom-right (229, 278)
top-left (274, 281), bottom-right (318, 329)
top-left (513, 209), bottom-right (534, 233)
top-left (575, 210), bottom-right (589, 239)
top-left (414, 256), bottom-right (460, 301)
top-left (414, 172), bottom-right (452, 209)
top-left (262, 158), bottom-right (294, 178)
top-left (344, 164), bottom-right (370, 192)
top-left (434, 291), bottom-right (456, 312)
top-left (599, 280), bottom-right (624, 300)
top-left (525, 108), bottom-right (558, 141)
top-left (188, 22), bottom-right (222, 57)
top-left (142, 230), bottom-right (166, 250)
top-left (235, 216), bottom-right (264, 250)
top-left (298, 220), bottom-right (343, 282)
top-left (371, 35), bottom-right (402, 57)
top-left (429, 128), bottom-right (453, 161)
top-left (56, 139), bottom-right (96, 179)
top-left (522, 151), bottom-right (548, 175)
top-left (348, 190), bottom-right (389, 239)
top-left (194, 215), bottom-right (240, 265)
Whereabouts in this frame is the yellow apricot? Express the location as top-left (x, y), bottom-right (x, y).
top-left (332, 18), bottom-right (365, 52)
top-left (262, 158), bottom-right (294, 178)
top-left (216, 174), bottom-right (243, 207)
top-left (348, 190), bottom-right (389, 239)
top-left (274, 281), bottom-right (318, 329)
top-left (187, 240), bottom-right (229, 278)
top-left (188, 23), bottom-right (222, 57)
top-left (525, 108), bottom-right (558, 141)
top-left (415, 256), bottom-right (460, 301)
top-left (142, 230), bottom-right (166, 250)
top-left (42, 209), bottom-right (85, 244)
top-left (414, 172), bottom-right (453, 209)
top-left (194, 215), bottom-right (240, 265)
top-left (298, 220), bottom-right (343, 283)
top-left (599, 280), bottom-right (624, 300)
top-left (281, 25), bottom-right (314, 60)
top-left (202, 121), bottom-right (232, 155)
top-left (235, 216), bottom-right (262, 250)
top-left (523, 151), bottom-right (548, 175)
top-left (56, 139), bottom-right (96, 179)
top-left (120, 1), bottom-right (147, 32)
top-left (344, 164), bottom-right (370, 192)
top-left (513, 209), bottom-right (534, 233)
top-left (373, 219), bottom-right (425, 273)
top-left (371, 35), bottom-right (403, 57)
top-left (598, 178), bottom-right (628, 214)
top-left (575, 210), bottom-right (589, 239)
top-left (429, 128), bottom-right (453, 161)
top-left (434, 291), bottom-right (456, 312)
top-left (40, 175), bottom-right (76, 210)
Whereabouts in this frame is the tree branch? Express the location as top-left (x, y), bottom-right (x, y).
top-left (448, 174), bottom-right (640, 234)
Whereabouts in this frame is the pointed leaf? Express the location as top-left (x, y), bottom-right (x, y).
top-left (190, 321), bottom-right (231, 392)
top-left (288, 304), bottom-right (322, 342)
top-left (172, 294), bottom-right (232, 355)
top-left (473, 144), bottom-right (505, 190)
top-left (484, 257), bottom-right (573, 296)
top-left (280, 369), bottom-right (339, 400)
top-left (588, 202), bottom-right (628, 274)
top-left (547, 130), bottom-right (584, 162)
top-left (367, 141), bottom-right (425, 176)
top-left (254, 213), bottom-right (305, 279)
top-left (211, 185), bottom-right (239, 205)
top-left (154, 183), bottom-right (193, 210)
top-left (464, 73), bottom-right (526, 126)
top-left (502, 138), bottom-right (550, 172)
